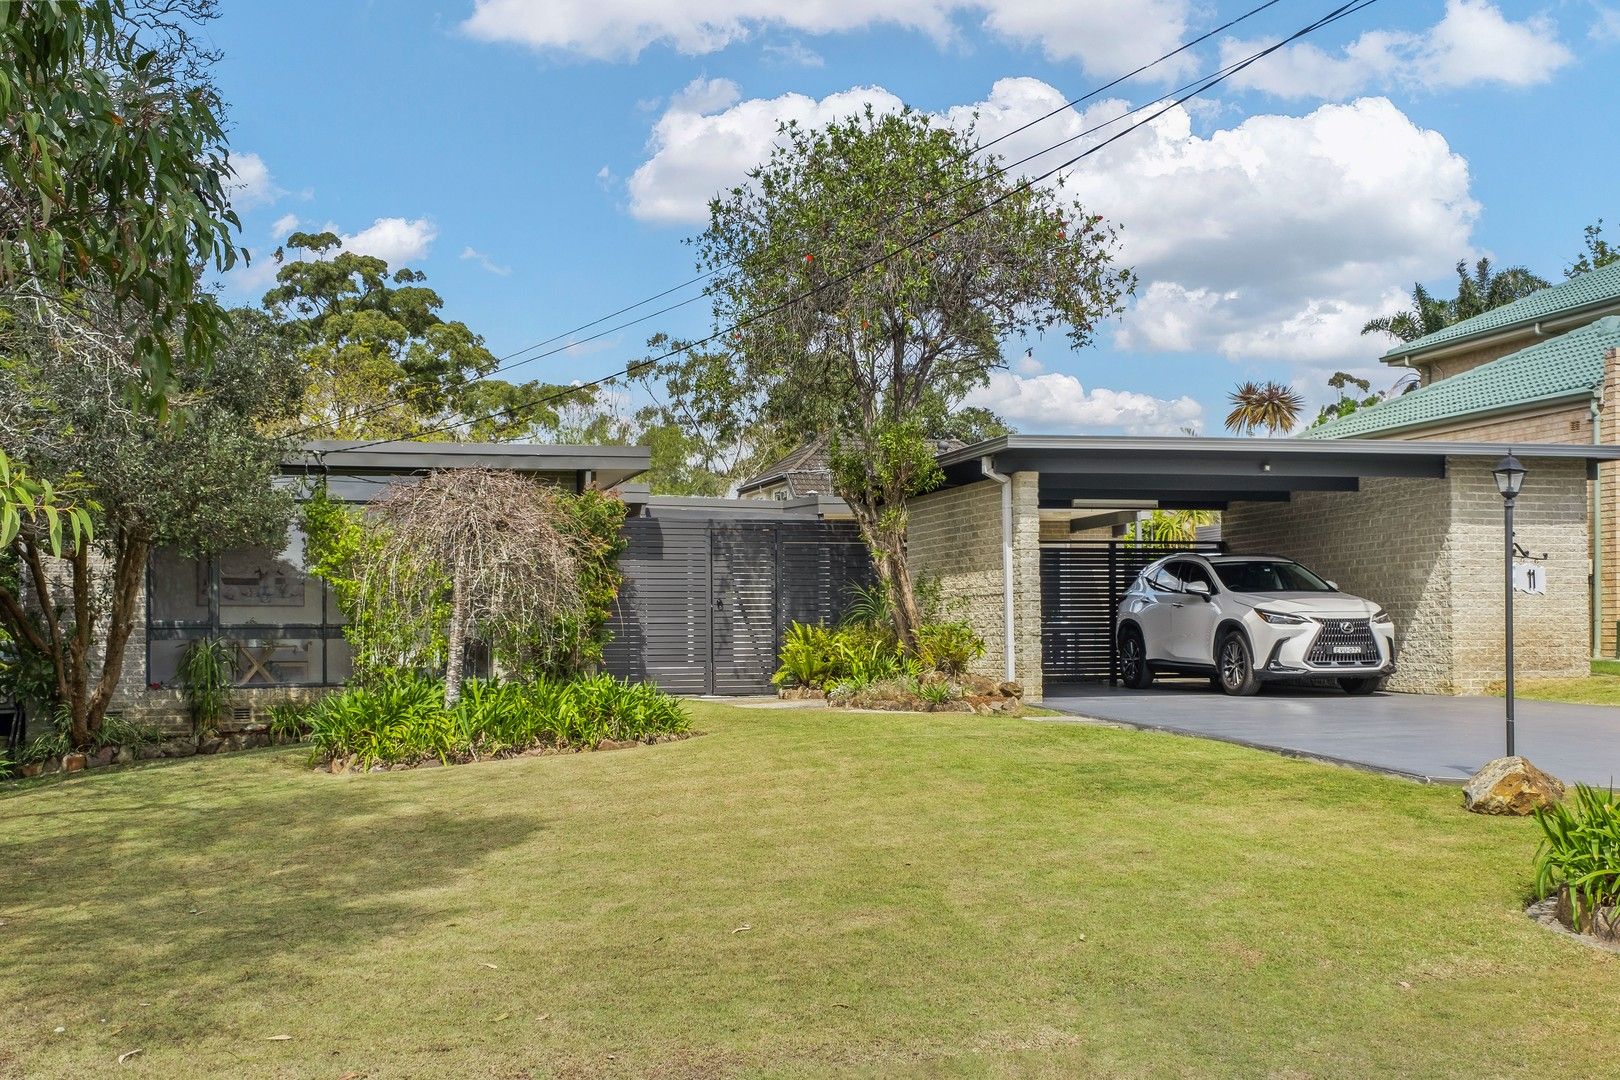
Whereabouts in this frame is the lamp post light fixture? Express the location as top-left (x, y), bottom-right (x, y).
top-left (1493, 453), bottom-right (1526, 758)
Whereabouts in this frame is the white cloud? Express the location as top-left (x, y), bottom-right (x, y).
top-left (328, 217), bottom-right (438, 266)
top-left (628, 77), bottom-right (1479, 368)
top-left (627, 78), bottom-right (904, 223)
top-left (1593, 5), bottom-right (1620, 43)
top-left (963, 370), bottom-right (1202, 435)
top-left (1224, 0), bottom-right (1574, 99)
top-left (460, 0), bottom-right (1195, 78)
top-left (460, 245), bottom-right (512, 276)
top-left (224, 151), bottom-right (282, 210)
top-left (762, 40), bottom-right (824, 67)
top-left (270, 213), bottom-right (301, 240)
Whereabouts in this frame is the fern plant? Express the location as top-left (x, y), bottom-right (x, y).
top-left (772, 622), bottom-right (842, 689)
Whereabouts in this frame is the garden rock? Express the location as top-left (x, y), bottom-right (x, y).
top-left (62, 753), bottom-right (87, 773)
top-left (198, 736), bottom-right (225, 755)
top-left (1554, 887), bottom-right (1620, 941)
top-left (1463, 756), bottom-right (1565, 815)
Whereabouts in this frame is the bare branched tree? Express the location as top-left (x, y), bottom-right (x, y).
top-left (365, 469), bottom-right (584, 706)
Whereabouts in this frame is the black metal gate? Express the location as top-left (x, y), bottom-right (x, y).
top-left (1041, 540), bottom-right (1222, 685)
top-left (604, 517), bottom-right (872, 695)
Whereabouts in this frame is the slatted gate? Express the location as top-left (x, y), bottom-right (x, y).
top-left (604, 518), bottom-right (873, 695)
top-left (1041, 540), bottom-right (1223, 685)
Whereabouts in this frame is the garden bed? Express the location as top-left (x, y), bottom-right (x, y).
top-left (787, 673), bottom-right (1024, 715)
top-left (1526, 893), bottom-right (1620, 954)
top-left (322, 730), bottom-right (698, 773)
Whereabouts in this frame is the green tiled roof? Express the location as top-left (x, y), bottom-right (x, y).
top-left (1307, 316), bottom-right (1620, 440)
top-left (1382, 262), bottom-right (1620, 361)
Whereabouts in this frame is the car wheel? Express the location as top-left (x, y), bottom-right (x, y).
top-left (1119, 628), bottom-right (1153, 689)
top-left (1339, 676), bottom-right (1385, 696)
top-left (1217, 632), bottom-right (1261, 696)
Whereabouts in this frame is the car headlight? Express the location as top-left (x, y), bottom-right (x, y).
top-left (1255, 609), bottom-right (1308, 625)
top-left (1372, 609), bottom-right (1393, 624)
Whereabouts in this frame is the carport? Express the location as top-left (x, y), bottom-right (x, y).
top-left (906, 436), bottom-right (1620, 701)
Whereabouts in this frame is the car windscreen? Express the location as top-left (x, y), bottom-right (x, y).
top-left (1211, 559), bottom-right (1334, 593)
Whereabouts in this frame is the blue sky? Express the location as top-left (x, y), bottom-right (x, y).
top-left (209, 0), bottom-right (1620, 435)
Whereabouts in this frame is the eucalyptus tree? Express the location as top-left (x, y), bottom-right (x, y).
top-left (694, 107), bottom-right (1132, 646)
top-left (0, 0), bottom-right (243, 396)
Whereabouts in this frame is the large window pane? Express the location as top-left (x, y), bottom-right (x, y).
top-left (147, 635), bottom-right (201, 688)
top-left (325, 637), bottom-right (352, 685)
top-left (149, 547), bottom-right (211, 623)
top-left (230, 635), bottom-right (321, 686)
top-left (218, 528), bottom-right (323, 627)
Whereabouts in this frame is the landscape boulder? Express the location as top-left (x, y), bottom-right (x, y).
top-left (1463, 756), bottom-right (1565, 815)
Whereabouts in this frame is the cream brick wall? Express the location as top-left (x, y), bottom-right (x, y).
top-left (908, 473), bottom-right (1043, 700)
top-left (1224, 457), bottom-right (1589, 694)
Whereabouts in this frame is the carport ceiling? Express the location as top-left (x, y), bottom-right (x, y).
top-left (939, 435), bottom-right (1620, 510)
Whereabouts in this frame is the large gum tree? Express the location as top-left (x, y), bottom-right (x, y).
top-left (697, 107), bottom-right (1133, 647)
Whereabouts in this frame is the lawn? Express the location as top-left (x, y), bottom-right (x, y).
top-left (3, 702), bottom-right (1617, 1078)
top-left (1490, 661), bottom-right (1620, 705)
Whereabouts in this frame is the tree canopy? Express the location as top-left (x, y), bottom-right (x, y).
top-left (692, 107), bottom-right (1131, 644)
top-left (0, 0), bottom-right (243, 396)
top-left (1362, 258), bottom-right (1550, 344)
top-left (1567, 219), bottom-right (1619, 279)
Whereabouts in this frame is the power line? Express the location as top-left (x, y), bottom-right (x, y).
top-left (321, 0), bottom-right (1380, 456)
top-left (288, 0), bottom-right (1294, 439)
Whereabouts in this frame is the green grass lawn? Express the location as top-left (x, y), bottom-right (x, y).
top-left (1493, 673), bottom-right (1620, 705)
top-left (3, 703), bottom-right (1617, 1078)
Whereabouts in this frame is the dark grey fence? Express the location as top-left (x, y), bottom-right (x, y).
top-left (1041, 540), bottom-right (1223, 685)
top-left (603, 517), bottom-right (873, 695)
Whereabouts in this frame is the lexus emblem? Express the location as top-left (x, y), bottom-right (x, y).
top-left (1339, 621), bottom-right (1354, 633)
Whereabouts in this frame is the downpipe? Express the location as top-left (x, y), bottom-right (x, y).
top-left (980, 456), bottom-right (1016, 683)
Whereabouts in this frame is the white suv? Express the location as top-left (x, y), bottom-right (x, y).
top-left (1115, 554), bottom-right (1396, 696)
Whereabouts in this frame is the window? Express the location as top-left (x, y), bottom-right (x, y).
top-left (1171, 560), bottom-right (1217, 593)
top-left (146, 526), bottom-right (352, 688)
top-left (1211, 559), bottom-right (1334, 594)
top-left (1144, 563), bottom-right (1181, 592)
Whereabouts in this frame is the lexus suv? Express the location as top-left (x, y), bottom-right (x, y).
top-left (1115, 553), bottom-right (1395, 696)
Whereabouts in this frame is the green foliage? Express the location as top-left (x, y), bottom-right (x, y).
top-left (695, 106), bottom-right (1131, 639)
top-left (916, 678), bottom-right (954, 707)
top-left (771, 623), bottom-right (844, 689)
top-left (1123, 510), bottom-right (1214, 545)
top-left (296, 673), bottom-right (689, 768)
top-left (1224, 381), bottom-right (1304, 437)
top-left (914, 621), bottom-right (986, 677)
top-left (1567, 219), bottom-right (1618, 279)
top-left (0, 0), bottom-right (242, 393)
top-left (304, 483), bottom-right (625, 683)
top-left (264, 232), bottom-right (499, 439)
top-left (772, 618), bottom-right (980, 688)
top-left (0, 451), bottom-right (96, 556)
top-left (177, 637), bottom-right (233, 737)
top-left (518, 489), bottom-right (627, 678)
top-left (841, 582), bottom-right (891, 630)
top-left (302, 484), bottom-right (448, 680)
top-left (1534, 784), bottom-right (1620, 927)
top-left (267, 702), bottom-right (312, 744)
top-left (1362, 258), bottom-right (1550, 343)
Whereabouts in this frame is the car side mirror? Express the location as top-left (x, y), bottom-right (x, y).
top-left (1184, 580), bottom-right (1212, 599)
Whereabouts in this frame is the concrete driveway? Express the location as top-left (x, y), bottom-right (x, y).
top-left (1041, 681), bottom-right (1620, 786)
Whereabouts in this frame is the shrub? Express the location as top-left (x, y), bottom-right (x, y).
top-left (1534, 784), bottom-right (1620, 928)
top-left (915, 621), bottom-right (986, 677)
top-left (178, 637), bottom-right (234, 736)
top-left (772, 622), bottom-right (843, 689)
top-left (296, 673), bottom-right (688, 768)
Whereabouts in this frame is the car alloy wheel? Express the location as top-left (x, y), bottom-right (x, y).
top-left (1218, 633), bottom-right (1261, 696)
top-left (1121, 638), bottom-right (1142, 682)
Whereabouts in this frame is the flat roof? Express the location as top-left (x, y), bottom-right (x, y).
top-left (944, 434), bottom-right (1620, 510)
top-left (286, 439), bottom-right (651, 490)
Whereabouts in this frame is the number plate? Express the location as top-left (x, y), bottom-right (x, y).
top-left (1333, 646), bottom-right (1363, 655)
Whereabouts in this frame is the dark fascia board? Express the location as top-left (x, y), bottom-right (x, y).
top-left (286, 440), bottom-right (651, 487)
top-left (639, 494), bottom-right (850, 519)
top-left (945, 434), bottom-right (1620, 483)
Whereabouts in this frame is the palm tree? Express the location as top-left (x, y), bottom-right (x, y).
top-left (1224, 380), bottom-right (1303, 437)
top-left (1362, 258), bottom-right (1549, 343)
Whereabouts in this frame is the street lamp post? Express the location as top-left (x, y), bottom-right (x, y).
top-left (1493, 453), bottom-right (1526, 758)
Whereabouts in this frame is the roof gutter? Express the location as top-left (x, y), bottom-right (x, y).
top-left (980, 455), bottom-right (1017, 684)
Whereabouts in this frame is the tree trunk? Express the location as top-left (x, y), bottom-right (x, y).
top-left (443, 571), bottom-right (469, 709)
top-left (849, 497), bottom-right (924, 652)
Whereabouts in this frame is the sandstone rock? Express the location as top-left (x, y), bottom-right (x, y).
top-left (198, 737), bottom-right (225, 755)
top-left (62, 753), bottom-right (87, 773)
top-left (997, 681), bottom-right (1024, 699)
top-left (89, 746), bottom-right (116, 768)
top-left (1463, 756), bottom-right (1566, 815)
top-left (112, 745), bottom-right (135, 766)
top-left (1554, 886), bottom-right (1620, 941)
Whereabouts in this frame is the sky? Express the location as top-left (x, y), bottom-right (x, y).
top-left (207, 0), bottom-right (1620, 437)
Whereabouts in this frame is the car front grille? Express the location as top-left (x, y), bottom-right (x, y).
top-left (1305, 618), bottom-right (1380, 667)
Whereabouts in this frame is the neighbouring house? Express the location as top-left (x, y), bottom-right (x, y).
top-left (736, 437), bottom-right (837, 501)
top-left (1309, 261), bottom-right (1620, 655)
